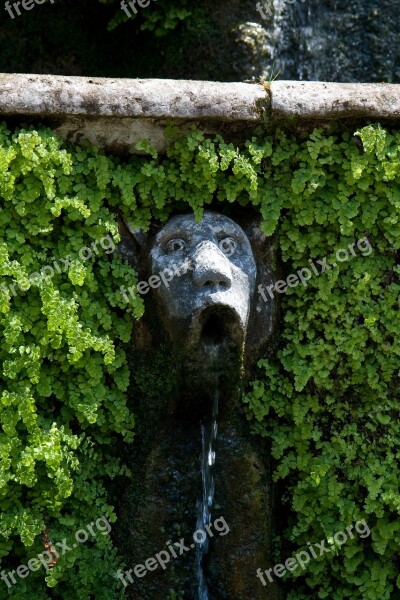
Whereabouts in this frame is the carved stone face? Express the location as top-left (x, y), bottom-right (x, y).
top-left (150, 212), bottom-right (257, 347)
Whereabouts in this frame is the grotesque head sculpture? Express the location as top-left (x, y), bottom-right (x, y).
top-left (149, 212), bottom-right (257, 349)
top-left (120, 210), bottom-right (277, 376)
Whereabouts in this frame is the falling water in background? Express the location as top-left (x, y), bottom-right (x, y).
top-left (268, 0), bottom-right (399, 83)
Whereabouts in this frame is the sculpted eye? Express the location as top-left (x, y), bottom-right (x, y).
top-left (165, 238), bottom-right (186, 253)
top-left (219, 237), bottom-right (236, 256)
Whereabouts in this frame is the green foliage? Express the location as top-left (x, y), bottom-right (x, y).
top-left (243, 124), bottom-right (400, 599)
top-left (0, 121), bottom-right (399, 598)
top-left (98, 0), bottom-right (191, 36)
top-left (0, 125), bottom-right (141, 599)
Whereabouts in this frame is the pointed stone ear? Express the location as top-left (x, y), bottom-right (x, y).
top-left (243, 218), bottom-right (280, 371)
top-left (117, 214), bottom-right (149, 270)
top-left (121, 215), bottom-right (148, 247)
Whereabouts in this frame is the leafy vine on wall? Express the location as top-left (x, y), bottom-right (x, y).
top-left (0, 122), bottom-right (399, 599)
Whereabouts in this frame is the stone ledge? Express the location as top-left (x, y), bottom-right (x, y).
top-left (0, 75), bottom-right (266, 121)
top-left (272, 81), bottom-right (400, 120)
top-left (0, 74), bottom-right (399, 153)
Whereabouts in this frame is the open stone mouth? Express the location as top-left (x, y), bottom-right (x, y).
top-left (197, 305), bottom-right (243, 348)
top-left (180, 304), bottom-right (244, 421)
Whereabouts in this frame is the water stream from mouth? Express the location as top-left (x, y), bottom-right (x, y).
top-left (196, 344), bottom-right (220, 600)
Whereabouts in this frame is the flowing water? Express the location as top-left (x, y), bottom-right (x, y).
top-left (196, 345), bottom-right (220, 600)
top-left (269, 0), bottom-right (399, 83)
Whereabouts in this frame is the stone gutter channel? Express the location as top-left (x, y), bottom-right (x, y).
top-left (0, 75), bottom-right (399, 154)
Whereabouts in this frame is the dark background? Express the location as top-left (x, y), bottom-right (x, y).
top-left (0, 0), bottom-right (399, 82)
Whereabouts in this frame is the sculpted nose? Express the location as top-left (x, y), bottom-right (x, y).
top-left (192, 242), bottom-right (232, 289)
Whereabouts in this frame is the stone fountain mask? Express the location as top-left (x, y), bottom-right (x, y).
top-left (149, 212), bottom-right (257, 347)
top-left (119, 210), bottom-right (278, 365)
